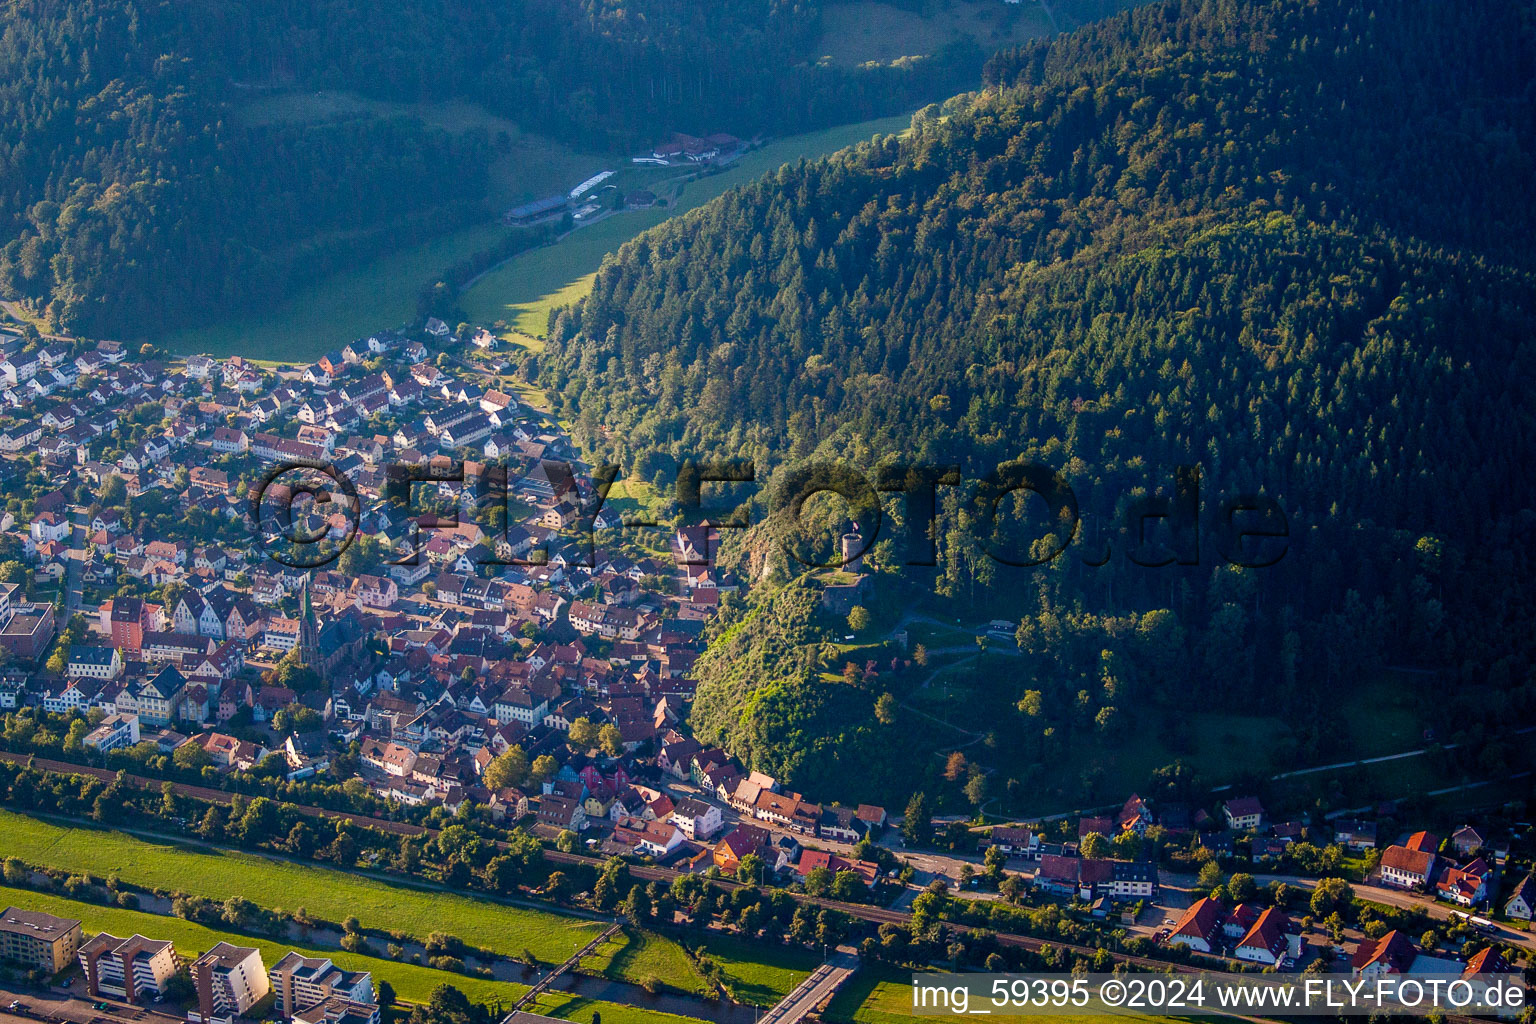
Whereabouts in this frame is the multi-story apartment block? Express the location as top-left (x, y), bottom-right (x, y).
top-left (269, 953), bottom-right (374, 1019)
top-left (0, 907), bottom-right (83, 973)
top-left (291, 998), bottom-right (380, 1024)
top-left (83, 712), bottom-right (140, 753)
top-left (118, 666), bottom-right (186, 726)
top-left (80, 933), bottom-right (180, 1001)
top-left (190, 942), bottom-right (269, 1024)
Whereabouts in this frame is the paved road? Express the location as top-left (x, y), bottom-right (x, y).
top-left (0, 301), bottom-right (59, 339)
top-left (63, 507), bottom-right (87, 617)
top-left (759, 949), bottom-right (860, 1024)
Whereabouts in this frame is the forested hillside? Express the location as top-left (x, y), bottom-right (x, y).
top-left (0, 0), bottom-right (977, 335)
top-left (540, 0), bottom-right (1536, 797)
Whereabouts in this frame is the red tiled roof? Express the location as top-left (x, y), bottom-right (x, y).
top-left (1464, 947), bottom-right (1511, 975)
top-left (1351, 930), bottom-right (1415, 973)
top-left (1236, 907), bottom-right (1289, 958)
top-left (1171, 896), bottom-right (1224, 944)
top-left (1381, 844), bottom-right (1434, 876)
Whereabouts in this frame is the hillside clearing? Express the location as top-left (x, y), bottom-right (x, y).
top-left (234, 92), bottom-right (601, 210)
top-left (160, 221), bottom-right (509, 361)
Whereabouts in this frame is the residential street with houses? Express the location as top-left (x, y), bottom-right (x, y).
top-left (1155, 869), bottom-right (1536, 953)
top-left (62, 507), bottom-right (86, 617)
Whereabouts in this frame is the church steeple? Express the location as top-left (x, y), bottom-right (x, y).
top-left (298, 578), bottom-right (321, 668)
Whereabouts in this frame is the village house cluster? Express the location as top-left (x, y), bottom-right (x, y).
top-left (0, 326), bottom-right (1528, 1007)
top-left (533, 743), bottom-right (892, 886)
top-left (0, 326), bottom-right (896, 871)
top-left (990, 791), bottom-right (1531, 982)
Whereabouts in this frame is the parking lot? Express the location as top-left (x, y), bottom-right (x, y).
top-left (0, 984), bottom-right (180, 1024)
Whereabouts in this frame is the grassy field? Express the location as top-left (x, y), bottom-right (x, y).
top-left (0, 810), bottom-right (605, 963)
top-left (160, 221), bottom-right (509, 360)
top-left (813, 0), bottom-right (1050, 65)
top-left (0, 884), bottom-right (711, 1024)
top-left (894, 644), bottom-right (1299, 817)
top-left (1016, 707), bottom-right (1292, 812)
top-left (0, 301), bottom-right (48, 334)
top-left (163, 91), bottom-right (614, 361)
top-left (162, 109), bottom-right (911, 362)
top-left (604, 477), bottom-right (672, 528)
top-left (0, 882), bottom-right (520, 1008)
top-left (688, 934), bottom-right (822, 1005)
top-left (1336, 670), bottom-right (1429, 756)
top-left (461, 112), bottom-right (914, 340)
top-left (902, 622), bottom-right (979, 651)
top-left (0, 810), bottom-right (813, 1005)
top-left (585, 928), bottom-right (707, 996)
top-left (823, 965), bottom-right (916, 1024)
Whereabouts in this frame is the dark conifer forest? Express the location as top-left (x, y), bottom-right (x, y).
top-left (538, 0), bottom-right (1536, 795)
top-left (0, 0), bottom-right (977, 334)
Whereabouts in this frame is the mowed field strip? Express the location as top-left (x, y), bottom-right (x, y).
top-left (1, 810), bottom-right (603, 963)
top-left (812, 0), bottom-right (1049, 65)
top-left (0, 810), bottom-right (836, 1002)
top-left (684, 933), bottom-right (821, 1007)
top-left (823, 965), bottom-right (1188, 1024)
top-left (0, 883), bottom-right (715, 1024)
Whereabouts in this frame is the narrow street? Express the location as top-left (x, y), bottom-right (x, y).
top-left (63, 506), bottom-right (87, 617)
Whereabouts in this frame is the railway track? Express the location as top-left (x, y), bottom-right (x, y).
top-left (0, 750), bottom-right (1509, 1024)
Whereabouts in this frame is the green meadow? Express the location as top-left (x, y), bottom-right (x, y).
top-left (1, 810), bottom-right (605, 966)
top-left (162, 112), bottom-right (912, 362)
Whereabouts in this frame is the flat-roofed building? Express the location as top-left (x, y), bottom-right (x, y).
top-left (80, 932), bottom-right (180, 1001)
top-left (0, 906), bottom-right (83, 973)
top-left (269, 952), bottom-right (374, 1018)
top-left (84, 712), bottom-right (140, 753)
top-left (190, 942), bottom-right (269, 1024)
top-left (291, 998), bottom-right (380, 1024)
top-left (0, 604), bottom-right (55, 662)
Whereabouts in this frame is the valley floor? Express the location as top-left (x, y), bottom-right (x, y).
top-left (160, 113), bottom-right (912, 362)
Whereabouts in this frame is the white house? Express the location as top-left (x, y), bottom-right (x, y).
top-left (669, 798), bottom-right (723, 840)
top-left (67, 645), bottom-right (123, 680)
top-left (83, 713), bottom-right (141, 753)
top-left (1166, 897), bottom-right (1223, 953)
top-left (1222, 796), bottom-right (1265, 831)
top-left (1379, 844), bottom-right (1436, 889)
top-left (1233, 907), bottom-right (1289, 966)
top-left (1504, 874), bottom-right (1534, 920)
top-left (30, 512), bottom-right (70, 544)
